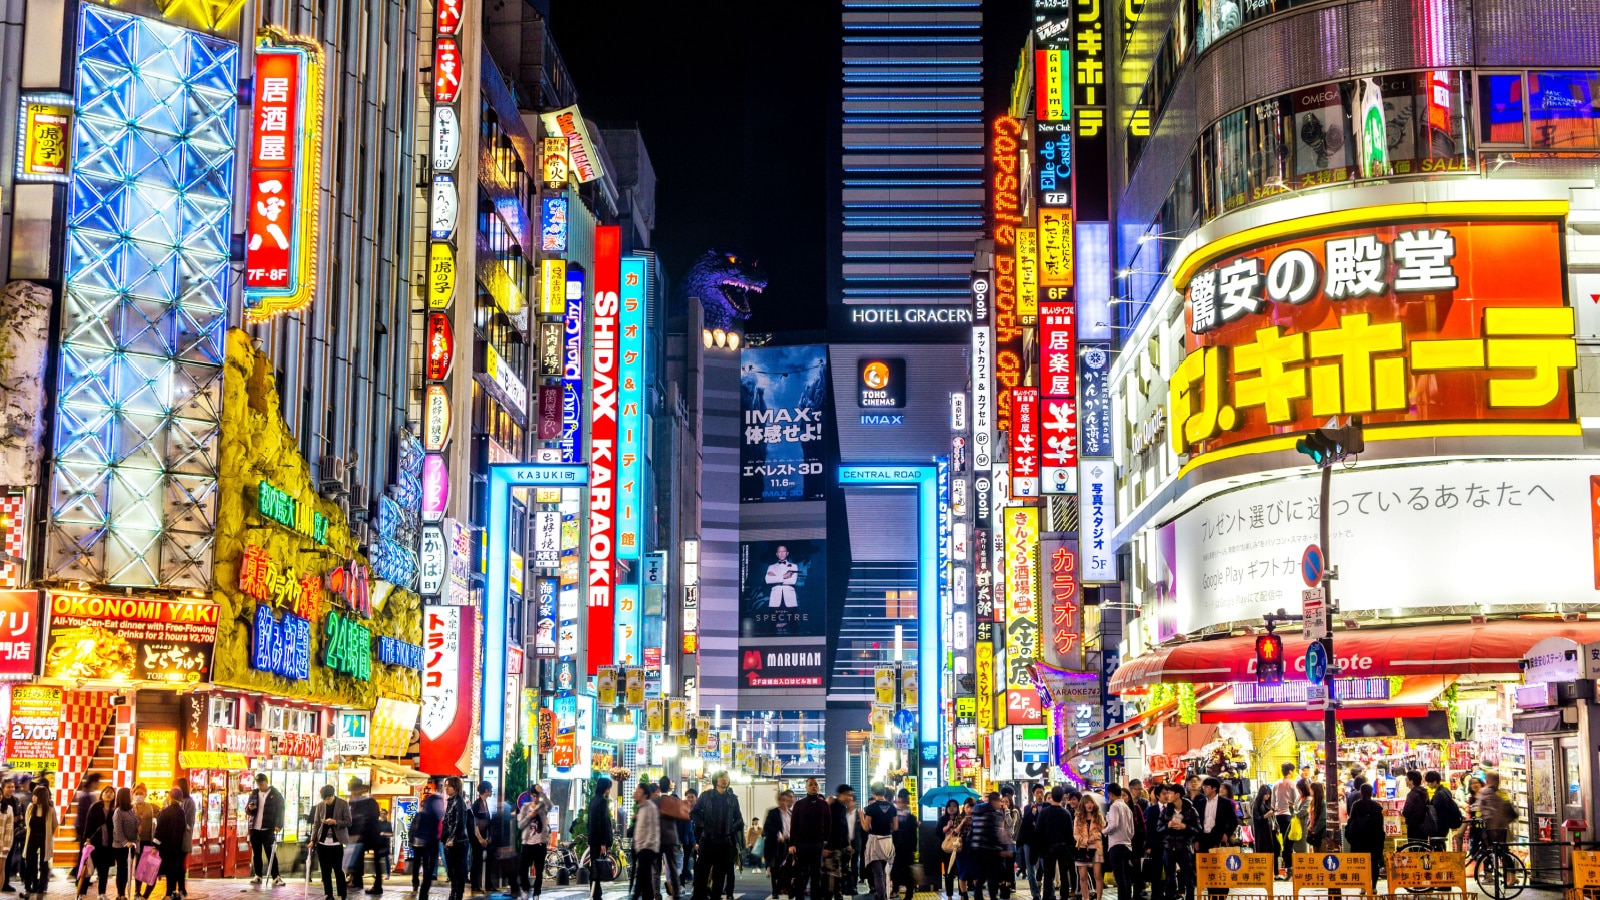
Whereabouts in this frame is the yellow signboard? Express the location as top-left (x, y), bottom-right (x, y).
top-left (540, 258), bottom-right (567, 315)
top-left (1573, 850), bottom-right (1600, 890)
top-left (135, 729), bottom-right (178, 791)
top-left (975, 640), bottom-right (995, 734)
top-left (541, 136), bottom-right (571, 186)
top-left (596, 666), bottom-right (617, 706)
top-left (429, 243), bottom-right (455, 309)
top-left (175, 750), bottom-right (249, 770)
top-left (1039, 208), bottom-right (1075, 288)
top-left (1197, 851), bottom-right (1273, 890)
top-left (1016, 227), bottom-right (1038, 318)
top-left (902, 666), bottom-right (918, 706)
top-left (874, 667), bottom-right (895, 705)
top-left (644, 698), bottom-right (665, 734)
top-left (1386, 852), bottom-right (1466, 891)
top-left (668, 698), bottom-right (688, 735)
top-left (21, 100), bottom-right (71, 179)
top-left (1291, 853), bottom-right (1371, 892)
top-left (624, 667), bottom-right (645, 707)
top-left (1002, 506), bottom-right (1040, 692)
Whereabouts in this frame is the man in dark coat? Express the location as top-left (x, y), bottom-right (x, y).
top-left (966, 793), bottom-right (1004, 900)
top-left (1196, 778), bottom-right (1238, 899)
top-left (1401, 770), bottom-right (1433, 844)
top-left (587, 778), bottom-right (615, 900)
top-left (245, 773), bottom-right (287, 885)
top-left (1019, 784), bottom-right (1046, 899)
top-left (1035, 788), bottom-right (1074, 900)
top-left (1156, 783), bottom-right (1199, 900)
top-left (890, 790), bottom-right (917, 900)
top-left (346, 778), bottom-right (384, 895)
top-left (824, 786), bottom-right (858, 900)
top-left (763, 790), bottom-right (796, 899)
top-left (790, 779), bottom-right (831, 900)
top-left (691, 773), bottom-right (743, 900)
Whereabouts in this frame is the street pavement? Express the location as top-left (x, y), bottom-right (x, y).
top-left (16, 867), bottom-right (1569, 900)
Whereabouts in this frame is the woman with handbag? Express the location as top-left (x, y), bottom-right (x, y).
top-left (954, 799), bottom-right (980, 900)
top-left (938, 801), bottom-right (962, 900)
top-left (130, 786), bottom-right (158, 900)
top-left (515, 787), bottom-right (552, 900)
top-left (76, 786), bottom-right (116, 900)
top-left (1072, 795), bottom-right (1105, 900)
top-left (20, 786), bottom-right (54, 900)
top-left (1290, 782), bottom-right (1311, 855)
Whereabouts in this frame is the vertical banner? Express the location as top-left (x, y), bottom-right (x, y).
top-left (1010, 387), bottom-right (1040, 499)
top-left (1002, 506), bottom-right (1042, 725)
top-left (1040, 303), bottom-right (1078, 494)
top-left (586, 228), bottom-right (621, 672)
top-left (242, 34), bottom-right (324, 321)
top-left (1081, 460), bottom-right (1117, 583)
top-left (559, 270), bottom-right (586, 464)
top-left (740, 346), bottom-right (830, 502)
top-left (420, 606), bottom-right (475, 775)
top-left (617, 257), bottom-right (647, 560)
top-left (1041, 535), bottom-right (1084, 670)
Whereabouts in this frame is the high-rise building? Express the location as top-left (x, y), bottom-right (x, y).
top-left (832, 0), bottom-right (986, 339)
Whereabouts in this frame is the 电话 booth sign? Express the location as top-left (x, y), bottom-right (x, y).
top-left (1172, 216), bottom-right (1575, 458)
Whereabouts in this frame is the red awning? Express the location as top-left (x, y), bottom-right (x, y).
top-left (1108, 619), bottom-right (1600, 693)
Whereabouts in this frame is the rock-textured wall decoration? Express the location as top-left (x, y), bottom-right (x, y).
top-left (0, 281), bottom-right (51, 487)
top-left (212, 329), bottom-right (421, 708)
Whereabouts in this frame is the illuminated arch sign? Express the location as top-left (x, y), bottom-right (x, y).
top-left (838, 464), bottom-right (941, 781)
top-left (484, 464), bottom-right (588, 763)
top-left (243, 29), bottom-right (325, 322)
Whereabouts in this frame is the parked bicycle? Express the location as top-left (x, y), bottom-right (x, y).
top-left (1395, 837), bottom-right (1526, 900)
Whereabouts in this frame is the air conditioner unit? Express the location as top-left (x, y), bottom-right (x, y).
top-left (318, 455), bottom-right (347, 493)
top-left (348, 481), bottom-right (370, 515)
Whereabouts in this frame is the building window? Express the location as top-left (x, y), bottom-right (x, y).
top-left (1529, 70), bottom-right (1600, 148)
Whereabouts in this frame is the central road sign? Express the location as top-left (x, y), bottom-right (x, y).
top-left (1301, 544), bottom-right (1324, 586)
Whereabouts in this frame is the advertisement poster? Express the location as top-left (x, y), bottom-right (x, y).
top-left (420, 606), bottom-right (475, 776)
top-left (740, 647), bottom-right (824, 689)
top-left (740, 345), bottom-right (829, 502)
top-left (7, 685), bottom-right (59, 767)
top-left (738, 540), bottom-right (827, 638)
top-left (43, 594), bottom-right (216, 684)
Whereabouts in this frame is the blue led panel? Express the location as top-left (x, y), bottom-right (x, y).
top-left (47, 5), bottom-right (238, 588)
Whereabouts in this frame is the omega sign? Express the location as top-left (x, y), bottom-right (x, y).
top-left (851, 306), bottom-right (974, 325)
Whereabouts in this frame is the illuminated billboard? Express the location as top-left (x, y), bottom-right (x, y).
top-left (1172, 214), bottom-right (1576, 460)
top-left (741, 345), bottom-right (829, 502)
top-left (586, 227), bottom-right (621, 672)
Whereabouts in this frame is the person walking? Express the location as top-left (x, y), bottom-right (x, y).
top-left (890, 790), bottom-right (916, 900)
top-left (153, 793), bottom-right (187, 900)
top-left (861, 787), bottom-right (897, 900)
top-left (1125, 782), bottom-right (1149, 900)
top-left (1477, 773), bottom-right (1518, 846)
top-left (311, 786), bottom-right (352, 900)
top-left (691, 773), bottom-right (743, 900)
top-left (1034, 789), bottom-right (1070, 900)
top-left (1343, 784), bottom-right (1385, 892)
top-left (1156, 784), bottom-right (1197, 900)
top-left (1270, 765), bottom-right (1296, 880)
top-left (1073, 795), bottom-right (1105, 900)
top-left (937, 801), bottom-right (962, 900)
top-left (654, 780), bottom-right (683, 900)
top-left (72, 775), bottom-right (103, 881)
top-left (245, 774), bottom-right (286, 887)
top-left (824, 786), bottom-right (858, 900)
top-left (20, 786), bottom-right (54, 900)
top-left (108, 789), bottom-right (138, 900)
top-left (347, 779), bottom-right (383, 896)
top-left (966, 793), bottom-right (1004, 900)
top-left (1402, 771), bottom-right (1435, 847)
top-left (588, 778), bottom-right (615, 900)
top-left (75, 785), bottom-right (115, 900)
top-left (514, 786), bottom-right (552, 900)
top-left (633, 784), bottom-right (663, 900)
top-left (1018, 786), bottom-right (1045, 900)
top-left (413, 786), bottom-right (445, 897)
top-left (1463, 775), bottom-right (1485, 855)
top-left (680, 790), bottom-right (699, 888)
top-left (1105, 786), bottom-right (1136, 900)
top-left (470, 783), bottom-right (496, 896)
top-left (442, 778), bottom-right (472, 900)
top-left (762, 790), bottom-right (795, 900)
top-left (130, 786), bottom-right (158, 900)
top-left (791, 779), bottom-right (831, 900)
top-left (1424, 772), bottom-right (1462, 852)
top-left (173, 780), bottom-right (196, 899)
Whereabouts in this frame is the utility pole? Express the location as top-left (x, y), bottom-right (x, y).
top-left (1295, 416), bottom-right (1363, 851)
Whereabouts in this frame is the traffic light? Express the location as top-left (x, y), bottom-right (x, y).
top-left (1295, 416), bottom-right (1365, 468)
top-left (1255, 632), bottom-right (1285, 685)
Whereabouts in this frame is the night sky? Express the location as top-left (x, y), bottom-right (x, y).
top-left (551, 1), bottom-right (1033, 335)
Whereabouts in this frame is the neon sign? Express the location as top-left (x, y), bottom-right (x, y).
top-left (243, 29), bottom-right (325, 322)
top-left (586, 227), bottom-right (621, 672)
top-left (252, 605), bottom-right (311, 681)
top-left (324, 612), bottom-right (372, 681)
top-left (257, 480), bottom-right (328, 544)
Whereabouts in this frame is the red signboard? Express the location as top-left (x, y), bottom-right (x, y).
top-left (992, 116), bottom-right (1025, 434)
top-left (586, 226), bottom-right (621, 673)
top-left (244, 51), bottom-right (301, 291)
top-left (419, 606), bottom-right (474, 775)
top-left (1040, 302), bottom-right (1078, 493)
top-left (1009, 386), bottom-right (1040, 498)
top-left (1174, 217), bottom-right (1575, 458)
top-left (0, 592), bottom-right (37, 680)
top-left (433, 38), bottom-right (461, 103)
top-left (277, 731), bottom-right (322, 759)
top-left (1040, 303), bottom-right (1076, 397)
top-left (425, 313), bottom-right (454, 381)
top-left (435, 0), bottom-right (463, 34)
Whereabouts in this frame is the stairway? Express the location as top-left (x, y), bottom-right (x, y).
top-left (54, 726), bottom-right (117, 866)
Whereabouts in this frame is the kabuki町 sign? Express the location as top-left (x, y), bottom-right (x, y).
top-left (1173, 216), bottom-right (1576, 458)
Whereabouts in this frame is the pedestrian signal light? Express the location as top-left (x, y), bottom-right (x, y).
top-left (1255, 633), bottom-right (1285, 685)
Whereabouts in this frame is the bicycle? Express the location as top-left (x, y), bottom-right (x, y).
top-left (1395, 836), bottom-right (1526, 900)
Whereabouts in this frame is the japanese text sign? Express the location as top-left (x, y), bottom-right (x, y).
top-left (1041, 537), bottom-right (1083, 669)
top-left (1385, 853), bottom-right (1465, 891)
top-left (1290, 854), bottom-right (1371, 890)
top-left (1198, 852), bottom-right (1273, 890)
top-left (244, 33), bottom-right (323, 322)
top-left (420, 606), bottom-right (474, 775)
top-left (1010, 387), bottom-right (1040, 498)
top-left (1002, 506), bottom-right (1042, 724)
top-left (1175, 217), bottom-right (1575, 458)
top-left (47, 593), bottom-right (217, 684)
top-left (0, 592), bottom-right (37, 680)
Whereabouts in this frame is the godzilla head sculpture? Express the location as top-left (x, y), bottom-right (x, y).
top-left (679, 250), bottom-right (768, 331)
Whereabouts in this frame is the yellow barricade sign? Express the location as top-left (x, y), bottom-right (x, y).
top-left (1386, 852), bottom-right (1466, 892)
top-left (1574, 851), bottom-right (1600, 891)
top-left (1292, 853), bottom-right (1373, 894)
top-left (1198, 850), bottom-right (1274, 890)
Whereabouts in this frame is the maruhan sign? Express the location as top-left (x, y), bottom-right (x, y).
top-left (850, 306), bottom-right (974, 325)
